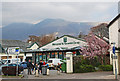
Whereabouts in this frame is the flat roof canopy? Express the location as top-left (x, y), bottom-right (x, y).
top-left (24, 49), bottom-right (81, 53)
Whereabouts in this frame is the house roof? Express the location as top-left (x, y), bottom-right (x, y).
top-left (107, 14), bottom-right (120, 28)
top-left (0, 39), bottom-right (30, 52)
top-left (27, 42), bottom-right (40, 48)
top-left (39, 35), bottom-right (86, 49)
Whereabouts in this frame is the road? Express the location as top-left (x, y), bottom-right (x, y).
top-left (0, 70), bottom-right (120, 81)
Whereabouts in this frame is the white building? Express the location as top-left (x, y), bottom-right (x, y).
top-left (108, 14), bottom-right (120, 65)
top-left (0, 40), bottom-right (40, 62)
top-left (40, 35), bottom-right (87, 51)
top-left (25, 35), bottom-right (87, 63)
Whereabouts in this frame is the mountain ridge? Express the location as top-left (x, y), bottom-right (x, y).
top-left (2, 18), bottom-right (101, 40)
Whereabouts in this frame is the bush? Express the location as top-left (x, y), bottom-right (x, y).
top-left (74, 64), bottom-right (95, 73)
top-left (98, 65), bottom-right (113, 71)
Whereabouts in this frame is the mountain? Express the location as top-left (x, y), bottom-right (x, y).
top-left (2, 18), bottom-right (100, 40)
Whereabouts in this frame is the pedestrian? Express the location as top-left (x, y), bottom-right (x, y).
top-left (57, 63), bottom-right (60, 75)
top-left (32, 62), bottom-right (35, 74)
top-left (38, 60), bottom-right (43, 74)
top-left (35, 63), bottom-right (39, 77)
top-left (43, 61), bottom-right (46, 65)
top-left (46, 62), bottom-right (49, 69)
top-left (27, 59), bottom-right (33, 75)
top-left (46, 62), bottom-right (49, 75)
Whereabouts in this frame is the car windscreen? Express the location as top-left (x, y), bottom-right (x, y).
top-left (48, 60), bottom-right (52, 63)
top-left (1, 60), bottom-right (7, 64)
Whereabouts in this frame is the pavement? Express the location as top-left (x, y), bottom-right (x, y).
top-left (22, 70), bottom-right (118, 79)
top-left (1, 69), bottom-right (120, 80)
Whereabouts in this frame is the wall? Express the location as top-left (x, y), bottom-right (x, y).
top-left (109, 17), bottom-right (120, 65)
top-left (0, 53), bottom-right (24, 61)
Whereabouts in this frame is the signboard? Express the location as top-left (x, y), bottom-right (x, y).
top-left (113, 56), bottom-right (117, 59)
top-left (66, 57), bottom-right (70, 60)
top-left (7, 47), bottom-right (20, 54)
top-left (112, 46), bottom-right (115, 54)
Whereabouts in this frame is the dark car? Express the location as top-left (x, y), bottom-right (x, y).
top-left (0, 61), bottom-right (4, 66)
top-left (2, 63), bottom-right (23, 75)
top-left (19, 62), bottom-right (28, 69)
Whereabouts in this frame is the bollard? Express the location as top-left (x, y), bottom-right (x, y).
top-left (47, 69), bottom-right (49, 76)
top-left (35, 69), bottom-right (39, 77)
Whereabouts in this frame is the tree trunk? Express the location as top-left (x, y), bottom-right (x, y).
top-left (101, 56), bottom-right (103, 65)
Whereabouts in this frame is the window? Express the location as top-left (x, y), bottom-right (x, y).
top-left (64, 37), bottom-right (67, 42)
top-left (48, 60), bottom-right (52, 63)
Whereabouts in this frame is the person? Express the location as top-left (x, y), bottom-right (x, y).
top-left (57, 63), bottom-right (60, 75)
top-left (46, 62), bottom-right (49, 75)
top-left (27, 59), bottom-right (33, 75)
top-left (35, 63), bottom-right (39, 76)
top-left (38, 60), bottom-right (43, 74)
top-left (46, 62), bottom-right (49, 69)
top-left (32, 62), bottom-right (35, 74)
top-left (43, 61), bottom-right (46, 65)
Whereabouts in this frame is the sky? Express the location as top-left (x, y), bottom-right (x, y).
top-left (1, 0), bottom-right (119, 27)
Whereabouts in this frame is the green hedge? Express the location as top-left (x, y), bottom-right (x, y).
top-left (74, 64), bottom-right (95, 73)
top-left (98, 65), bottom-right (113, 71)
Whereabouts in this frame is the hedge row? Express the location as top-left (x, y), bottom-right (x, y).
top-left (74, 64), bottom-right (95, 73)
top-left (98, 65), bottom-right (113, 71)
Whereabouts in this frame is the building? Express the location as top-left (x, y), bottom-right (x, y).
top-left (107, 14), bottom-right (120, 65)
top-left (0, 39), bottom-right (40, 62)
top-left (25, 35), bottom-right (87, 64)
top-left (25, 42), bottom-right (40, 61)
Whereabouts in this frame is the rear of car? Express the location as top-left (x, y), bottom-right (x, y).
top-left (47, 58), bottom-right (63, 69)
top-left (48, 59), bottom-right (54, 68)
top-left (2, 63), bottom-right (23, 75)
top-left (20, 62), bottom-right (27, 69)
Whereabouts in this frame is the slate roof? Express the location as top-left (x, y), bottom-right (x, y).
top-left (107, 14), bottom-right (120, 27)
top-left (0, 39), bottom-right (30, 52)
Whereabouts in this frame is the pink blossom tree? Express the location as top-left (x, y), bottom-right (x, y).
top-left (81, 33), bottom-right (110, 64)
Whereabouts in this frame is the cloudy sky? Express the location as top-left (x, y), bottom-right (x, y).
top-left (1, 1), bottom-right (119, 27)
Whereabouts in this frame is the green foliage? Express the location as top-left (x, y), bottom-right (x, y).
top-left (74, 64), bottom-right (95, 73)
top-left (98, 65), bottom-right (113, 71)
top-left (73, 56), bottom-right (111, 73)
top-left (91, 57), bottom-right (101, 67)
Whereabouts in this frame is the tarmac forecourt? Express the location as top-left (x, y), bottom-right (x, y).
top-left (1, 79), bottom-right (119, 81)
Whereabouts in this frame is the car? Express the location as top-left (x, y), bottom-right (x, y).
top-left (1, 58), bottom-right (21, 64)
top-left (0, 61), bottom-right (4, 66)
top-left (47, 58), bottom-right (63, 69)
top-left (2, 63), bottom-right (23, 75)
top-left (19, 62), bottom-right (28, 69)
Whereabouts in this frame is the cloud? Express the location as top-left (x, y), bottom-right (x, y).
top-left (1, 2), bottom-right (118, 26)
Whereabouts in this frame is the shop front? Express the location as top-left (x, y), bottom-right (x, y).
top-left (25, 35), bottom-right (87, 64)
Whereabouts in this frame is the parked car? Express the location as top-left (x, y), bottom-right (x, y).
top-left (2, 63), bottom-right (23, 75)
top-left (19, 62), bottom-right (28, 69)
top-left (1, 58), bottom-right (21, 64)
top-left (48, 58), bottom-right (63, 69)
top-left (0, 61), bottom-right (4, 66)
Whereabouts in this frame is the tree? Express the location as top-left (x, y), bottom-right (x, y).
top-left (81, 33), bottom-right (110, 64)
top-left (78, 32), bottom-right (87, 39)
top-left (27, 33), bottom-right (56, 46)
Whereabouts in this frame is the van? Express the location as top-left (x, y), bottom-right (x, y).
top-left (47, 58), bottom-right (63, 69)
top-left (1, 58), bottom-right (21, 64)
